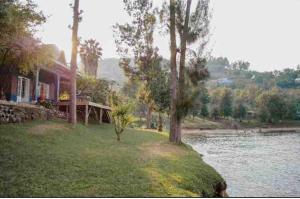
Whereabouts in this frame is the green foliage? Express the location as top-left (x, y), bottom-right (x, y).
top-left (37, 99), bottom-right (54, 109)
top-left (211, 87), bottom-right (233, 118)
top-left (0, 0), bottom-right (46, 42)
top-left (76, 75), bottom-right (110, 105)
top-left (276, 68), bottom-right (299, 89)
top-left (177, 52), bottom-right (210, 119)
top-left (215, 87), bottom-right (233, 117)
top-left (110, 92), bottom-right (135, 141)
top-left (188, 53), bottom-right (209, 86)
top-left (147, 67), bottom-right (170, 113)
top-left (210, 107), bottom-right (220, 120)
top-left (200, 104), bottom-right (209, 118)
top-left (233, 103), bottom-right (247, 121)
top-left (220, 89), bottom-right (233, 118)
top-left (176, 0), bottom-right (210, 44)
top-left (122, 80), bottom-right (139, 99)
top-left (231, 60), bottom-right (250, 71)
top-left (114, 0), bottom-right (165, 130)
top-left (297, 102), bottom-right (300, 120)
top-left (203, 56), bottom-right (300, 123)
top-left (256, 90), bottom-right (287, 123)
top-left (189, 85), bottom-right (210, 118)
top-left (137, 83), bottom-right (154, 109)
top-left (113, 0), bottom-right (158, 82)
top-left (0, 0), bottom-right (47, 73)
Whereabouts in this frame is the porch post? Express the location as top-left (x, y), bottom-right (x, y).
top-left (99, 108), bottom-right (103, 124)
top-left (35, 67), bottom-right (40, 101)
top-left (85, 104), bottom-right (89, 125)
top-left (56, 75), bottom-right (60, 102)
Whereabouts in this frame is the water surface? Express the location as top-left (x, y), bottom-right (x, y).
top-left (184, 131), bottom-right (300, 197)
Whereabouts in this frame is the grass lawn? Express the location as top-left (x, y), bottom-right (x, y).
top-left (183, 117), bottom-right (300, 130)
top-left (0, 120), bottom-right (224, 197)
top-left (183, 117), bottom-right (225, 130)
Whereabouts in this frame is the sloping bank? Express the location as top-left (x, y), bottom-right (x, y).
top-left (0, 120), bottom-right (226, 197)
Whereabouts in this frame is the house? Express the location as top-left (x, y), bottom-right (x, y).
top-left (0, 45), bottom-right (71, 103)
top-left (217, 78), bottom-right (234, 86)
top-left (0, 44), bottom-right (112, 124)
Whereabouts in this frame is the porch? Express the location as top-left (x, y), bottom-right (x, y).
top-left (57, 99), bottom-right (112, 125)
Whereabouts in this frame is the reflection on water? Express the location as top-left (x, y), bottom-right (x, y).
top-left (184, 132), bottom-right (300, 197)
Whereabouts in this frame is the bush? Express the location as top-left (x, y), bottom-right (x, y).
top-left (109, 92), bottom-right (135, 141)
top-left (256, 90), bottom-right (287, 123)
top-left (37, 99), bottom-right (53, 109)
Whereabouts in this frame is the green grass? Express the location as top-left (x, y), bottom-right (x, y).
top-left (0, 120), bottom-right (224, 197)
top-left (183, 117), bottom-right (300, 130)
top-left (183, 117), bottom-right (225, 129)
top-left (240, 119), bottom-right (300, 128)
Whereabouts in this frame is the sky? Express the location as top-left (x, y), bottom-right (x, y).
top-left (34, 0), bottom-right (300, 72)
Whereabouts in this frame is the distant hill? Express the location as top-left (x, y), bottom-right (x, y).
top-left (97, 57), bottom-right (300, 90)
top-left (97, 57), bottom-right (228, 86)
top-left (97, 58), bottom-right (127, 86)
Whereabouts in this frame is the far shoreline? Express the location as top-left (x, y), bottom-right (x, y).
top-left (182, 127), bottom-right (300, 136)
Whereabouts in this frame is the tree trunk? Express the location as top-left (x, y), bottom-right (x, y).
top-left (158, 112), bottom-right (163, 132)
top-left (117, 134), bottom-right (121, 142)
top-left (169, 0), bottom-right (179, 143)
top-left (69, 0), bottom-right (80, 125)
top-left (176, 0), bottom-right (193, 144)
top-left (146, 105), bottom-right (152, 129)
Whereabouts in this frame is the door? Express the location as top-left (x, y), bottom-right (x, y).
top-left (38, 82), bottom-right (50, 100)
top-left (17, 76), bottom-right (30, 103)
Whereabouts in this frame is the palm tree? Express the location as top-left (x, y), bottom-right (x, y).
top-left (79, 39), bottom-right (102, 77)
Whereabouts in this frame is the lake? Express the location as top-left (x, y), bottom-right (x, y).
top-left (184, 131), bottom-right (300, 197)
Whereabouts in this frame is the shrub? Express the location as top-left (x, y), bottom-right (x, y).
top-left (109, 92), bottom-right (135, 141)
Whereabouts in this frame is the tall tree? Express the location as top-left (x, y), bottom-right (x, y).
top-left (0, 0), bottom-right (46, 72)
top-left (79, 39), bottom-right (102, 77)
top-left (148, 66), bottom-right (170, 132)
top-left (220, 88), bottom-right (233, 118)
top-left (167, 0), bottom-right (210, 143)
top-left (175, 0), bottom-right (192, 143)
top-left (169, 0), bottom-right (179, 142)
top-left (114, 0), bottom-right (160, 129)
top-left (69, 0), bottom-right (81, 124)
top-left (231, 60), bottom-right (250, 71)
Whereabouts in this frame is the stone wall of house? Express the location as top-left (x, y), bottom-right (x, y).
top-left (0, 101), bottom-right (67, 124)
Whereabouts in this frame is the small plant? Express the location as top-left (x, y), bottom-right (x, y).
top-left (112, 103), bottom-right (134, 141)
top-left (110, 92), bottom-right (134, 141)
top-left (37, 99), bottom-right (53, 109)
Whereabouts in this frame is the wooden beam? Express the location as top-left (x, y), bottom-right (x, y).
top-left (56, 74), bottom-right (60, 102)
top-left (104, 110), bottom-right (112, 124)
top-left (57, 101), bottom-right (112, 111)
top-left (99, 108), bottom-right (103, 124)
top-left (66, 105), bottom-right (69, 120)
top-left (85, 104), bottom-right (88, 125)
top-left (34, 67), bottom-right (40, 101)
top-left (93, 106), bottom-right (99, 121)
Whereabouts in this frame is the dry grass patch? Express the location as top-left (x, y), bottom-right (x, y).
top-left (143, 167), bottom-right (197, 197)
top-left (141, 142), bottom-right (188, 160)
top-left (28, 124), bottom-right (71, 135)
